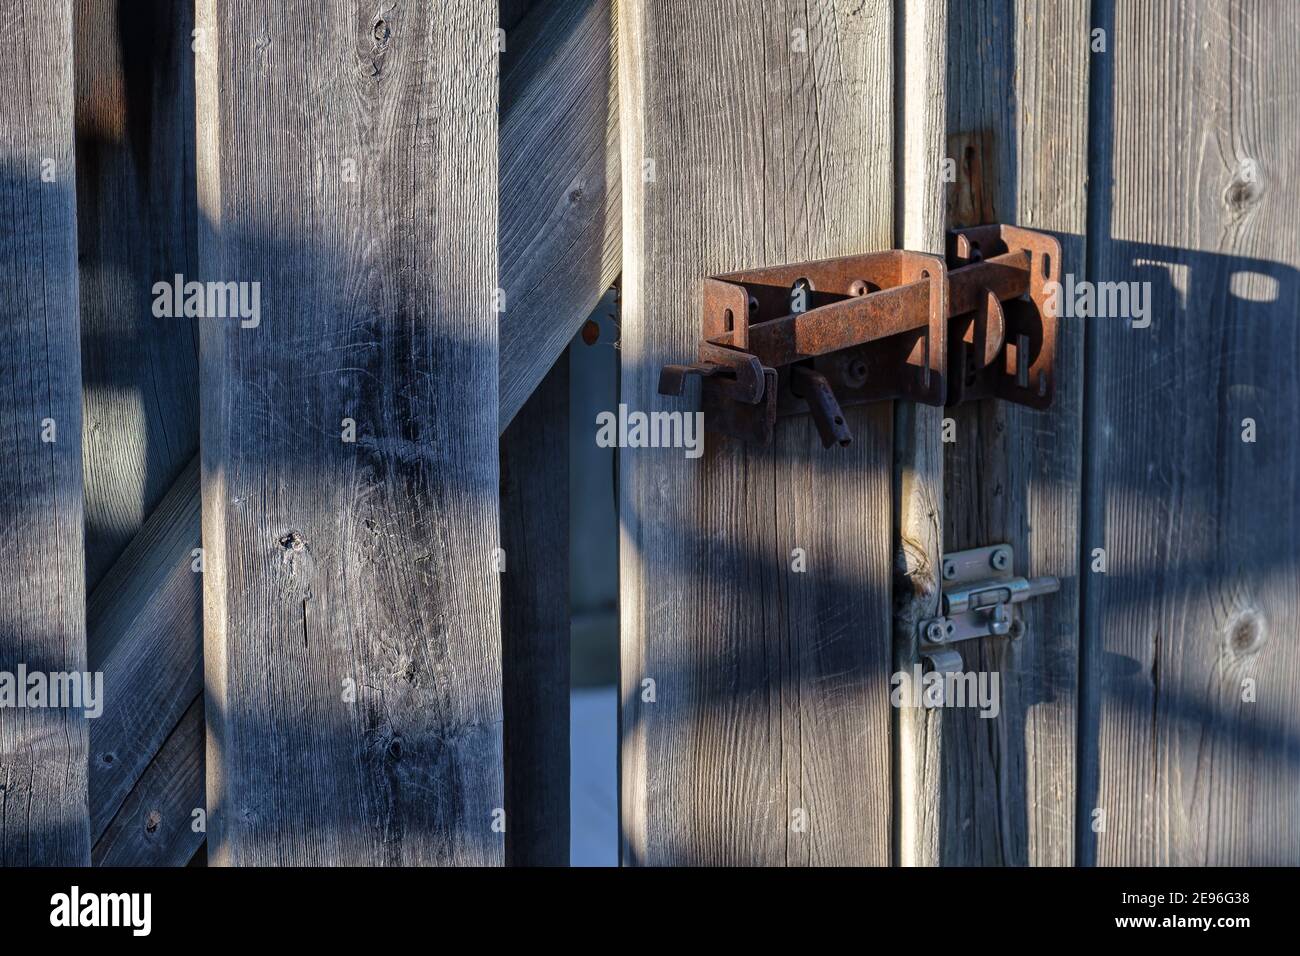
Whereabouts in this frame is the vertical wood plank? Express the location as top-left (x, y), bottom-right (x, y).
top-left (500, 357), bottom-right (570, 866)
top-left (893, 0), bottom-right (948, 868)
top-left (75, 0), bottom-right (608, 868)
top-left (73, 0), bottom-right (199, 590)
top-left (936, 0), bottom-right (1088, 866)
top-left (197, 0), bottom-right (503, 865)
top-left (619, 0), bottom-right (895, 866)
top-left (0, 0), bottom-right (89, 866)
top-left (1082, 0), bottom-right (1300, 865)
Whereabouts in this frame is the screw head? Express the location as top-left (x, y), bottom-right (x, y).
top-left (990, 548), bottom-right (1010, 572)
top-left (841, 355), bottom-right (869, 389)
top-left (926, 620), bottom-right (946, 643)
top-left (942, 559), bottom-right (958, 581)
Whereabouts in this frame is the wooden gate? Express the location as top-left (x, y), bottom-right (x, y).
top-left (0, 0), bottom-right (1295, 867)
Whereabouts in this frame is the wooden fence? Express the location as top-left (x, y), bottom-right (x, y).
top-left (0, 0), bottom-right (1295, 867)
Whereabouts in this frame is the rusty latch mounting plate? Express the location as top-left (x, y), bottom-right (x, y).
top-left (657, 223), bottom-right (1061, 448)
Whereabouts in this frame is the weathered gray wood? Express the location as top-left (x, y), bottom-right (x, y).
top-left (73, 0), bottom-right (200, 591)
top-left (196, 0), bottom-right (504, 866)
top-left (0, 0), bottom-right (89, 866)
top-left (87, 455), bottom-right (202, 854)
top-left (499, 0), bottom-right (619, 431)
top-left (73, 0), bottom-right (595, 869)
top-left (1081, 0), bottom-right (1300, 865)
top-left (934, 0), bottom-right (1088, 866)
top-left (893, 0), bottom-right (948, 868)
top-left (619, 0), bottom-right (895, 866)
top-left (92, 694), bottom-right (204, 867)
top-left (500, 357), bottom-right (569, 866)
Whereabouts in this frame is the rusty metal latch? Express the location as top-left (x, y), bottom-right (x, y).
top-left (919, 544), bottom-right (1060, 674)
top-left (658, 224), bottom-right (1060, 447)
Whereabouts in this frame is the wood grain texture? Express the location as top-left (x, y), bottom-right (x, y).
top-left (619, 0), bottom-right (894, 866)
top-left (936, 0), bottom-right (1087, 866)
top-left (1081, 0), bottom-right (1300, 865)
top-left (74, 0), bottom-right (591, 869)
top-left (500, 357), bottom-right (569, 865)
top-left (74, 0), bottom-right (205, 870)
top-left (92, 694), bottom-right (203, 867)
top-left (87, 456), bottom-right (201, 857)
top-left (893, 0), bottom-right (947, 868)
top-left (499, 0), bottom-right (619, 430)
top-left (73, 0), bottom-right (200, 591)
top-left (0, 0), bottom-right (89, 866)
top-left (196, 0), bottom-right (504, 866)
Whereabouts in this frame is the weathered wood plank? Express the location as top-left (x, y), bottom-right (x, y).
top-left (500, 357), bottom-right (569, 866)
top-left (196, 0), bottom-right (504, 866)
top-left (1081, 0), bottom-right (1300, 865)
top-left (499, 0), bottom-right (618, 430)
top-left (893, 0), bottom-right (948, 868)
top-left (73, 0), bottom-right (199, 591)
top-left (75, 0), bottom-right (593, 869)
top-left (935, 0), bottom-right (1088, 866)
top-left (0, 0), bottom-right (89, 866)
top-left (87, 455), bottom-right (201, 853)
top-left (92, 694), bottom-right (204, 867)
top-left (619, 0), bottom-right (895, 866)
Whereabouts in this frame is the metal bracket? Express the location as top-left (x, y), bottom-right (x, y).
top-left (658, 223), bottom-right (1061, 447)
top-left (919, 544), bottom-right (1060, 671)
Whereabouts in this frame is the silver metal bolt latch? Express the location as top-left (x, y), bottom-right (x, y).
top-left (919, 544), bottom-right (1060, 672)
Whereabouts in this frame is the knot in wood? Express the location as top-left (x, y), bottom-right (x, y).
top-left (1227, 609), bottom-right (1266, 658)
